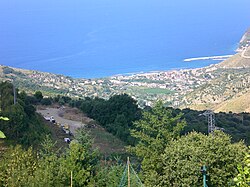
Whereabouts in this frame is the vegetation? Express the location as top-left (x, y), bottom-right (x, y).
top-left (234, 147), bottom-right (250, 186)
top-left (161, 131), bottom-right (246, 187)
top-left (177, 108), bottom-right (250, 145)
top-left (65, 94), bottom-right (250, 146)
top-left (128, 101), bottom-right (186, 185)
top-left (0, 128), bottom-right (99, 187)
top-left (73, 94), bottom-right (141, 145)
top-left (0, 82), bottom-right (250, 186)
top-left (128, 102), bottom-right (247, 186)
top-left (0, 82), bottom-right (49, 147)
top-left (2, 63), bottom-right (250, 113)
top-left (0, 117), bottom-right (9, 138)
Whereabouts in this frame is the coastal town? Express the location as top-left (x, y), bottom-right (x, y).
top-left (0, 64), bottom-right (236, 104)
top-left (1, 27), bottom-right (250, 111)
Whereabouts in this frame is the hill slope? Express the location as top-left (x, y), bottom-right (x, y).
top-left (218, 51), bottom-right (250, 68)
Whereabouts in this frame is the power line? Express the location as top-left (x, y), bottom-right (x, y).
top-left (199, 110), bottom-right (224, 134)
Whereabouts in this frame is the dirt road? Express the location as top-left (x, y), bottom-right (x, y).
top-left (241, 46), bottom-right (250, 59)
top-left (37, 107), bottom-right (86, 134)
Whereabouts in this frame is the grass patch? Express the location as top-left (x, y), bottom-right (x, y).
top-left (88, 126), bottom-right (126, 155)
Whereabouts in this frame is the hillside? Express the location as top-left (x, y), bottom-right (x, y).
top-left (237, 28), bottom-right (250, 51)
top-left (180, 28), bottom-right (250, 112)
top-left (218, 51), bottom-right (250, 68)
top-left (0, 64), bottom-right (218, 107)
top-left (1, 62), bottom-right (250, 113)
top-left (182, 68), bottom-right (250, 111)
top-left (214, 92), bottom-right (250, 113)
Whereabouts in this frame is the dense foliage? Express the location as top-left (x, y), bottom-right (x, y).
top-left (234, 147), bottom-right (250, 186)
top-left (0, 89), bottom-right (249, 186)
top-left (175, 108), bottom-right (250, 145)
top-left (0, 128), bottom-right (99, 187)
top-left (161, 132), bottom-right (246, 187)
top-left (68, 96), bottom-right (250, 146)
top-left (128, 101), bottom-right (186, 185)
top-left (0, 82), bottom-right (48, 147)
top-left (70, 94), bottom-right (141, 145)
top-left (129, 102), bottom-right (247, 186)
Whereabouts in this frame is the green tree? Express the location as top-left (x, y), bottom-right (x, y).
top-left (234, 147), bottom-right (250, 187)
top-left (0, 82), bottom-right (48, 147)
top-left (78, 94), bottom-right (141, 144)
top-left (27, 136), bottom-right (64, 187)
top-left (128, 101), bottom-right (186, 185)
top-left (0, 117), bottom-right (9, 138)
top-left (3, 103), bottom-right (26, 140)
top-left (74, 127), bottom-right (93, 149)
top-left (55, 128), bottom-right (99, 186)
top-left (58, 97), bottom-right (65, 105)
top-left (160, 131), bottom-right (246, 187)
top-left (0, 82), bottom-right (14, 110)
top-left (34, 91), bottom-right (43, 102)
top-left (0, 145), bottom-right (38, 186)
top-left (41, 98), bottom-right (52, 105)
top-left (94, 164), bottom-right (125, 187)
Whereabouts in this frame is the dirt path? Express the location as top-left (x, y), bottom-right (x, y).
top-left (241, 46), bottom-right (250, 59)
top-left (37, 107), bottom-right (86, 134)
top-left (37, 107), bottom-right (125, 154)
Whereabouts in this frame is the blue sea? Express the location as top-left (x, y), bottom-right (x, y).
top-left (0, 0), bottom-right (250, 78)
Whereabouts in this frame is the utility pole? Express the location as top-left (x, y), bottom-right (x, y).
top-left (13, 81), bottom-right (16, 105)
top-left (199, 110), bottom-right (224, 134)
top-left (70, 171), bottom-right (73, 187)
top-left (199, 110), bottom-right (215, 134)
top-left (127, 157), bottom-right (130, 187)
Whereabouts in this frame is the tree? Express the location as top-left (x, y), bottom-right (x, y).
top-left (0, 82), bottom-right (14, 110)
top-left (0, 82), bottom-right (48, 147)
top-left (3, 103), bottom-right (26, 140)
top-left (0, 117), bottom-right (9, 138)
top-left (94, 163), bottom-right (125, 187)
top-left (34, 91), bottom-right (43, 102)
top-left (128, 101), bottom-right (186, 185)
top-left (41, 98), bottom-right (52, 105)
top-left (234, 147), bottom-right (250, 187)
top-left (78, 94), bottom-right (141, 144)
top-left (56, 128), bottom-right (99, 186)
top-left (58, 97), bottom-right (65, 105)
top-left (0, 145), bottom-right (38, 186)
top-left (26, 136), bottom-right (65, 187)
top-left (160, 131), bottom-right (247, 187)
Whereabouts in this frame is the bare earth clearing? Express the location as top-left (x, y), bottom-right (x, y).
top-left (37, 106), bottom-right (125, 154)
top-left (37, 107), bottom-right (85, 134)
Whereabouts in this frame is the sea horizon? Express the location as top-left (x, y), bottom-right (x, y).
top-left (0, 0), bottom-right (250, 78)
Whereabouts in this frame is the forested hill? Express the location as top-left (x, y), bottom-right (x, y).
top-left (65, 95), bottom-right (250, 145)
top-left (0, 79), bottom-right (249, 147)
top-left (0, 82), bottom-right (48, 147)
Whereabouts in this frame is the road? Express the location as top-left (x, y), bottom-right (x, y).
top-left (241, 46), bottom-right (250, 59)
top-left (37, 107), bottom-right (85, 134)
